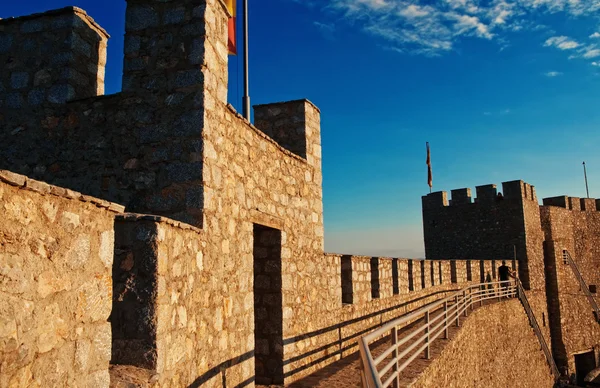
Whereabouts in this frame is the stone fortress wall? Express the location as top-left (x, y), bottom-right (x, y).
top-left (0, 170), bottom-right (123, 387)
top-left (1, 167), bottom-right (519, 386)
top-left (0, 1), bottom-right (596, 387)
top-left (0, 2), bottom-right (516, 386)
top-left (423, 181), bottom-right (600, 382)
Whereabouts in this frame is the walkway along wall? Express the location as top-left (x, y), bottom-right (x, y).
top-left (423, 182), bottom-right (600, 381)
top-left (411, 299), bottom-right (555, 388)
top-left (0, 171), bottom-right (509, 387)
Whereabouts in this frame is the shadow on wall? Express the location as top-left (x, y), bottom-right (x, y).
top-left (184, 289), bottom-right (457, 387)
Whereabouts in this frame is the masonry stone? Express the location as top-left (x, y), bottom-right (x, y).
top-left (1, 1), bottom-right (598, 387)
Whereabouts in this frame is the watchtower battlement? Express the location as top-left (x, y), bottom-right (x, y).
top-left (422, 180), bottom-right (538, 210)
top-left (0, 7), bottom-right (109, 107)
top-left (543, 196), bottom-right (600, 212)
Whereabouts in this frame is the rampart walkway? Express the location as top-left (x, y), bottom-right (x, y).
top-left (260, 298), bottom-right (506, 388)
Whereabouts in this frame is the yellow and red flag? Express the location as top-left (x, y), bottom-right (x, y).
top-left (426, 142), bottom-right (432, 189)
top-left (226, 0), bottom-right (237, 55)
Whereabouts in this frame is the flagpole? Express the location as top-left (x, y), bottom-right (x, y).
top-left (583, 161), bottom-right (590, 198)
top-left (242, 0), bottom-right (250, 121)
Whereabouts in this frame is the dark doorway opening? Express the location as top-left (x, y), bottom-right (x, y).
top-left (575, 350), bottom-right (596, 386)
top-left (253, 224), bottom-right (283, 385)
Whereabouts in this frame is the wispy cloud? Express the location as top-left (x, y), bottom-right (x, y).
top-left (483, 108), bottom-right (512, 115)
top-left (582, 47), bottom-right (600, 58)
top-left (544, 36), bottom-right (580, 50)
top-left (295, 0), bottom-right (600, 57)
top-left (590, 32), bottom-right (600, 39)
top-left (544, 71), bottom-right (563, 77)
top-left (592, 61), bottom-right (600, 66)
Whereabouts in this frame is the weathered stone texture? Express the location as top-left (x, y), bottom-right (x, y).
top-left (0, 7), bottom-right (108, 107)
top-left (541, 203), bottom-right (600, 376)
top-left (423, 180), bottom-right (538, 287)
top-left (4, 0), bottom-right (598, 386)
top-left (412, 299), bottom-right (555, 388)
top-left (424, 179), bottom-right (600, 381)
top-left (0, 172), bottom-right (121, 388)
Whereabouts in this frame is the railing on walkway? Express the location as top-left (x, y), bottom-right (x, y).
top-left (563, 250), bottom-right (600, 322)
top-left (514, 278), bottom-right (560, 378)
top-left (358, 280), bottom-right (516, 388)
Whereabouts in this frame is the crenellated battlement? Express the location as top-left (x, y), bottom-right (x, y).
top-left (0, 7), bottom-right (109, 107)
top-left (543, 196), bottom-right (600, 212)
top-left (423, 180), bottom-right (538, 209)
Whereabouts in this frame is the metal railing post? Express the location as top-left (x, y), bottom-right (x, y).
top-left (424, 310), bottom-right (430, 359)
top-left (390, 326), bottom-right (399, 387)
top-left (498, 282), bottom-right (501, 302)
top-left (444, 301), bottom-right (449, 339)
top-left (470, 288), bottom-right (474, 311)
top-left (480, 285), bottom-right (484, 307)
top-left (463, 290), bottom-right (468, 317)
top-left (455, 295), bottom-right (460, 327)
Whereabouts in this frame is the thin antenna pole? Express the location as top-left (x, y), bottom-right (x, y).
top-left (242, 0), bottom-right (250, 121)
top-left (583, 161), bottom-right (590, 198)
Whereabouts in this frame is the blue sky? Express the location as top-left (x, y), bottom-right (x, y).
top-left (3, 0), bottom-right (600, 258)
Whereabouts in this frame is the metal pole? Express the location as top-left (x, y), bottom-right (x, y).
top-left (583, 161), bottom-right (590, 199)
top-left (424, 311), bottom-right (430, 359)
top-left (444, 301), bottom-right (449, 339)
top-left (242, 0), bottom-right (250, 120)
top-left (455, 295), bottom-right (460, 327)
top-left (391, 327), bottom-right (399, 388)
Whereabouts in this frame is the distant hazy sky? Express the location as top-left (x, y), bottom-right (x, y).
top-left (4, 1), bottom-right (600, 258)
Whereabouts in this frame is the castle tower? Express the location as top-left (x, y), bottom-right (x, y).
top-left (422, 180), bottom-right (543, 289)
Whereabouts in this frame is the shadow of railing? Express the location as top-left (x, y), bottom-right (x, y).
top-left (185, 288), bottom-right (458, 387)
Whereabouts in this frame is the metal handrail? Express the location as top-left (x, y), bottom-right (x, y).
top-left (359, 280), bottom-right (516, 388)
top-left (563, 250), bottom-right (600, 322)
top-left (514, 278), bottom-right (560, 378)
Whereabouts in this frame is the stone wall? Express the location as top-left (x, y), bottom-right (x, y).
top-left (0, 170), bottom-right (123, 387)
top-left (0, 1), bottom-right (228, 228)
top-left (108, 216), bottom-right (508, 387)
top-left (422, 180), bottom-right (552, 358)
top-left (541, 200), bottom-right (600, 376)
top-left (278, 255), bottom-right (510, 383)
top-left (0, 7), bottom-right (108, 107)
top-left (422, 180), bottom-right (538, 287)
top-left (411, 299), bottom-right (555, 388)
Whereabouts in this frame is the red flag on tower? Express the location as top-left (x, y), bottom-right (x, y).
top-left (226, 0), bottom-right (237, 55)
top-left (426, 142), bottom-right (432, 191)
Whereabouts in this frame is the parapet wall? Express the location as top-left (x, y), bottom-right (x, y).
top-left (108, 219), bottom-right (516, 386)
top-left (0, 7), bottom-right (109, 107)
top-left (0, 171), bottom-right (123, 388)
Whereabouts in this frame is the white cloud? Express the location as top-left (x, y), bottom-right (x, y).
top-left (582, 48), bottom-right (600, 58)
top-left (544, 36), bottom-right (580, 50)
top-left (590, 32), bottom-right (600, 38)
top-left (314, 21), bottom-right (335, 32)
top-left (592, 61), bottom-right (600, 66)
top-left (308, 0), bottom-right (600, 56)
top-left (544, 71), bottom-right (563, 76)
top-left (399, 4), bottom-right (431, 18)
top-left (449, 13), bottom-right (494, 39)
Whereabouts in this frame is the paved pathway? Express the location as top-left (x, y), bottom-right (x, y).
top-left (260, 298), bottom-right (509, 388)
